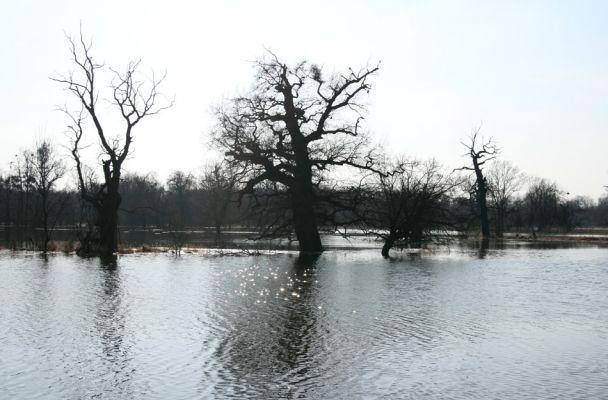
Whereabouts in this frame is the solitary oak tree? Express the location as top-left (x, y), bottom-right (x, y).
top-left (54, 32), bottom-right (171, 257)
top-left (213, 53), bottom-right (379, 252)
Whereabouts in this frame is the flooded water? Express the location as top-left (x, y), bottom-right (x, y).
top-left (1, 244), bottom-right (607, 399)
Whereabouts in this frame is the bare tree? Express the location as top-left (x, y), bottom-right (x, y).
top-left (53, 31), bottom-right (171, 257)
top-left (165, 170), bottom-right (195, 254)
top-left (7, 152), bottom-right (36, 247)
top-left (596, 192), bottom-right (608, 226)
top-left (74, 164), bottom-right (99, 255)
top-left (213, 52), bottom-right (379, 252)
top-left (200, 161), bottom-right (241, 242)
top-left (358, 158), bottom-right (457, 257)
top-left (29, 140), bottom-right (66, 252)
top-left (524, 178), bottom-right (563, 232)
top-left (458, 129), bottom-right (498, 240)
top-left (486, 160), bottom-right (525, 237)
top-left (166, 170), bottom-right (195, 226)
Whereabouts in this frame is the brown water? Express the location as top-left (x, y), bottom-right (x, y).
top-left (1, 245), bottom-right (607, 399)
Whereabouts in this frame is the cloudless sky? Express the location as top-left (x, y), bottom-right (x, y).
top-left (1, 0), bottom-right (607, 198)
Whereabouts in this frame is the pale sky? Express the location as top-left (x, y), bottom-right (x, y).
top-left (1, 0), bottom-right (607, 198)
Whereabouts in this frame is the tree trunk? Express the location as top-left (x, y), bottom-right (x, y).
top-left (214, 223), bottom-right (222, 246)
top-left (478, 189), bottom-right (490, 239)
top-left (495, 206), bottom-right (505, 237)
top-left (479, 237), bottom-right (490, 257)
top-left (41, 191), bottom-right (50, 253)
top-left (97, 190), bottom-right (121, 257)
top-left (42, 206), bottom-right (49, 253)
top-left (473, 163), bottom-right (490, 239)
top-left (291, 186), bottom-right (323, 253)
top-left (381, 240), bottom-right (392, 258)
top-left (381, 230), bottom-right (398, 257)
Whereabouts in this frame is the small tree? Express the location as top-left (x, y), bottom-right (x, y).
top-left (165, 170), bottom-right (195, 253)
top-left (7, 152), bottom-right (36, 247)
top-left (524, 178), bottom-right (563, 232)
top-left (458, 129), bottom-right (498, 240)
top-left (29, 140), bottom-right (66, 252)
top-left (358, 158), bottom-right (457, 257)
top-left (596, 192), bottom-right (608, 226)
top-left (486, 160), bottom-right (525, 237)
top-left (74, 165), bottom-right (100, 255)
top-left (213, 52), bottom-right (379, 252)
top-left (200, 161), bottom-right (240, 242)
top-left (53, 31), bottom-right (171, 257)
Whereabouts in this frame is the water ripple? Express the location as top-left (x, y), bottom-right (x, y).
top-left (1, 248), bottom-right (607, 399)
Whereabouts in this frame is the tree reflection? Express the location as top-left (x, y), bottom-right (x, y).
top-left (99, 254), bottom-right (118, 269)
top-left (92, 258), bottom-right (133, 397)
top-left (210, 253), bottom-right (323, 398)
top-left (277, 253), bottom-right (320, 369)
top-left (36, 251), bottom-right (50, 265)
top-left (478, 238), bottom-right (490, 258)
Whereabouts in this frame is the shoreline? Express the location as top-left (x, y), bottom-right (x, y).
top-left (2, 231), bottom-right (608, 256)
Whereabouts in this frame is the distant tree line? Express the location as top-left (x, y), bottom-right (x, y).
top-left (0, 155), bottom-right (244, 252)
top-left (1, 30), bottom-right (607, 257)
top-left (1, 143), bottom-right (607, 256)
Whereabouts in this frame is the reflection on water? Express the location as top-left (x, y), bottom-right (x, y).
top-left (209, 253), bottom-right (323, 398)
top-left (93, 261), bottom-right (133, 398)
top-left (1, 245), bottom-right (608, 399)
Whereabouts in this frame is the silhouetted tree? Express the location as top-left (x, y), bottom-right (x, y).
top-left (596, 193), bottom-right (608, 226)
top-left (486, 160), bottom-right (525, 237)
top-left (564, 195), bottom-right (595, 227)
top-left (165, 170), bottom-right (195, 253)
top-left (7, 152), bottom-right (36, 247)
top-left (29, 140), bottom-right (66, 252)
top-left (53, 31), bottom-right (171, 257)
top-left (200, 162), bottom-right (240, 241)
top-left (72, 164), bottom-right (99, 253)
top-left (0, 172), bottom-right (6, 242)
top-left (458, 129), bottom-right (497, 240)
top-left (524, 178), bottom-right (565, 232)
top-left (166, 170), bottom-right (195, 226)
top-left (358, 158), bottom-right (457, 257)
top-left (213, 53), bottom-right (379, 252)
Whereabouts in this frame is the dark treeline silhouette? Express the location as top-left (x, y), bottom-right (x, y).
top-left (1, 33), bottom-right (607, 257)
top-left (1, 156), bottom-right (608, 256)
top-left (0, 141), bottom-right (67, 252)
top-left (0, 164), bottom-right (243, 251)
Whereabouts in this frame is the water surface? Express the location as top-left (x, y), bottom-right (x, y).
top-left (1, 245), bottom-right (607, 399)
